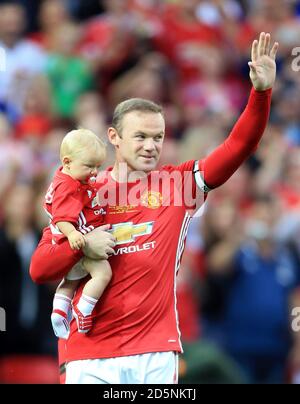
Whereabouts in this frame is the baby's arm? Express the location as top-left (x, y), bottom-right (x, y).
top-left (57, 221), bottom-right (86, 250)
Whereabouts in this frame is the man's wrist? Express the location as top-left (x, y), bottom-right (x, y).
top-left (252, 85), bottom-right (273, 92)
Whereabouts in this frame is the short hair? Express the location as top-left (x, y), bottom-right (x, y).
top-left (60, 128), bottom-right (106, 162)
top-left (111, 98), bottom-right (164, 135)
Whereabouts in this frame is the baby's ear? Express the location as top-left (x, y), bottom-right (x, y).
top-left (62, 156), bottom-right (71, 165)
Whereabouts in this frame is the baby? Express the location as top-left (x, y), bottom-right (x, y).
top-left (44, 129), bottom-right (112, 339)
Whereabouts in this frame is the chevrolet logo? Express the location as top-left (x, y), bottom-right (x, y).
top-left (109, 221), bottom-right (154, 245)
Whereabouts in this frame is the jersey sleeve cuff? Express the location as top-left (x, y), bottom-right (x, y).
top-left (248, 87), bottom-right (272, 110)
top-left (53, 216), bottom-right (78, 225)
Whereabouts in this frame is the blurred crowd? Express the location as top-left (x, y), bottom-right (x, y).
top-left (1, 0), bottom-right (300, 384)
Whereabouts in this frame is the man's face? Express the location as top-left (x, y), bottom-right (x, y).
top-left (111, 111), bottom-right (165, 173)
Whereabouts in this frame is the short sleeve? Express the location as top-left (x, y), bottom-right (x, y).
top-left (52, 181), bottom-right (84, 225)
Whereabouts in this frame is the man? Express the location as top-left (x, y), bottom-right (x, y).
top-left (30, 33), bottom-right (278, 384)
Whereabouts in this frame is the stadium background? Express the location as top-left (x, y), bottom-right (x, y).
top-left (0, 0), bottom-right (300, 384)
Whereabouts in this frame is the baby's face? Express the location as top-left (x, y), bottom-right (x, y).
top-left (68, 152), bottom-right (103, 183)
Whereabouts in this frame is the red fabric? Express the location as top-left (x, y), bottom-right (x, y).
top-left (27, 32), bottom-right (47, 48)
top-left (44, 168), bottom-right (85, 226)
top-left (203, 88), bottom-right (272, 189)
top-left (44, 167), bottom-right (104, 234)
top-left (62, 162), bottom-right (196, 362)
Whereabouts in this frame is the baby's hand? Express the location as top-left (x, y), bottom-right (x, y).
top-left (68, 230), bottom-right (86, 250)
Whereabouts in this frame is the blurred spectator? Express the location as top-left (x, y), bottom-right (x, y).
top-left (74, 91), bottom-right (106, 135)
top-left (0, 184), bottom-right (56, 357)
top-left (0, 1), bottom-right (46, 115)
top-left (177, 43), bottom-right (247, 126)
top-left (45, 23), bottom-right (95, 118)
top-left (235, 0), bottom-right (300, 57)
top-left (201, 195), bottom-right (300, 383)
top-left (108, 53), bottom-right (166, 107)
top-left (29, 0), bottom-right (73, 51)
top-left (14, 75), bottom-right (52, 140)
top-left (274, 147), bottom-right (300, 211)
top-left (0, 113), bottom-right (36, 208)
top-left (196, 0), bottom-right (243, 27)
top-left (152, 1), bottom-right (222, 81)
top-left (74, 91), bottom-right (105, 123)
top-left (78, 0), bottom-right (137, 84)
top-left (177, 220), bottom-right (204, 342)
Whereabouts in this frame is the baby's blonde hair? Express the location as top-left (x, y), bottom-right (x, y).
top-left (60, 128), bottom-right (106, 163)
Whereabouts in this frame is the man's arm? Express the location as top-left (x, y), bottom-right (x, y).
top-left (30, 225), bottom-right (116, 283)
top-left (29, 227), bottom-right (83, 283)
top-left (202, 32), bottom-right (278, 189)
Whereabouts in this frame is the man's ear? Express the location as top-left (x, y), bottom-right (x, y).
top-left (108, 127), bottom-right (120, 148)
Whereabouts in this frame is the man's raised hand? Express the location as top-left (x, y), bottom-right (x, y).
top-left (249, 32), bottom-right (279, 91)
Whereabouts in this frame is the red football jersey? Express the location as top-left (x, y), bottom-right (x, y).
top-left (63, 159), bottom-right (208, 362)
top-left (29, 89), bottom-right (272, 363)
top-left (44, 167), bottom-right (105, 242)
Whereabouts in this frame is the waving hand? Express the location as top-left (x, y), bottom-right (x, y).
top-left (249, 32), bottom-right (279, 91)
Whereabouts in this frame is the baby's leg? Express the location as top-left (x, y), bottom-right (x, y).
top-left (56, 278), bottom-right (81, 299)
top-left (73, 259), bottom-right (112, 334)
top-left (52, 278), bottom-right (81, 339)
top-left (82, 258), bottom-right (112, 300)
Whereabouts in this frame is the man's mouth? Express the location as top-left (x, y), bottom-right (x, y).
top-left (140, 155), bottom-right (155, 160)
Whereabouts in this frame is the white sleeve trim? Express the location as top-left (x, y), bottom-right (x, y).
top-left (193, 161), bottom-right (211, 193)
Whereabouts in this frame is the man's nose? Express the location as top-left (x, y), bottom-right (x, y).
top-left (143, 138), bottom-right (155, 151)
